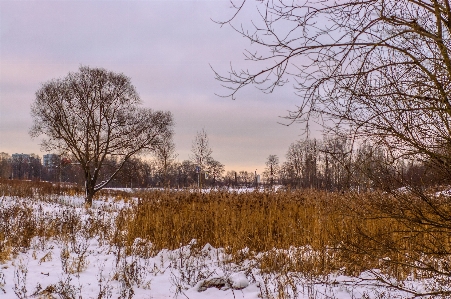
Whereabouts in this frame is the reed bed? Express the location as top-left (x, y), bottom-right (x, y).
top-left (124, 190), bottom-right (344, 252)
top-left (122, 189), bottom-right (451, 279)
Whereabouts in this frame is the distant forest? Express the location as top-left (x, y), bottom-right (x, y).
top-left (1, 134), bottom-right (445, 190)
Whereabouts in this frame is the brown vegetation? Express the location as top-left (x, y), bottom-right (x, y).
top-left (121, 189), bottom-right (451, 282)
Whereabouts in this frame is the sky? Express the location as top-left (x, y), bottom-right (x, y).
top-left (0, 0), bottom-right (309, 173)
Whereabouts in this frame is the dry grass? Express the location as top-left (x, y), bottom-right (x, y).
top-left (1, 179), bottom-right (451, 283)
top-left (120, 190), bottom-right (366, 276)
top-left (122, 189), bottom-right (451, 280)
top-left (0, 180), bottom-right (112, 264)
top-left (0, 178), bottom-right (83, 199)
top-left (124, 190), bottom-right (341, 251)
top-left (0, 178), bottom-right (132, 201)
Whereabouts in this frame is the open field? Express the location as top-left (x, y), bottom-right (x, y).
top-left (0, 179), bottom-right (450, 298)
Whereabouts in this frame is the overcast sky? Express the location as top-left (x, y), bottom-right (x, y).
top-left (0, 0), bottom-right (310, 173)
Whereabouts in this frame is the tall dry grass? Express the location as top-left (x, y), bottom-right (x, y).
top-left (0, 178), bottom-right (83, 198)
top-left (124, 190), bottom-right (344, 252)
top-left (121, 189), bottom-right (451, 279)
top-left (120, 190), bottom-right (367, 276)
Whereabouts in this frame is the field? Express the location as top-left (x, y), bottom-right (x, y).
top-left (0, 179), bottom-right (450, 298)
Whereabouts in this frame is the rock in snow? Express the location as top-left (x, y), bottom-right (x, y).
top-left (196, 277), bottom-right (228, 292)
top-left (229, 272), bottom-right (249, 289)
top-left (196, 272), bottom-right (249, 292)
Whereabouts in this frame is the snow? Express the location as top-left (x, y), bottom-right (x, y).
top-left (0, 237), bottom-right (260, 299)
top-left (229, 272), bottom-right (249, 289)
top-left (103, 186), bottom-right (281, 194)
top-left (0, 195), bottom-right (447, 298)
top-left (435, 187), bottom-right (451, 197)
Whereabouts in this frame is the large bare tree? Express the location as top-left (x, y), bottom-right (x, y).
top-left (30, 66), bottom-right (173, 205)
top-left (214, 0), bottom-right (451, 294)
top-left (214, 0), bottom-right (451, 171)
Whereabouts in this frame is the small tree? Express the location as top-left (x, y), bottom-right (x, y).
top-left (190, 129), bottom-right (213, 188)
top-left (321, 136), bottom-right (353, 191)
top-left (264, 155), bottom-right (279, 188)
top-left (153, 130), bottom-right (177, 188)
top-left (177, 160), bottom-right (197, 188)
top-left (224, 170), bottom-right (238, 188)
top-left (30, 66), bottom-right (173, 206)
top-left (0, 153), bottom-right (12, 179)
top-left (206, 157), bottom-right (225, 187)
top-left (285, 142), bottom-right (304, 189)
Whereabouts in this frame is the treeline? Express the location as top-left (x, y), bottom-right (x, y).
top-left (0, 153), bottom-right (52, 182)
top-left (1, 134), bottom-right (445, 190)
top-left (270, 136), bottom-right (446, 191)
top-left (0, 154), bottom-right (221, 188)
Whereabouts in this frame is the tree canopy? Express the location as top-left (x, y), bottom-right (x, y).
top-left (30, 66), bottom-right (173, 205)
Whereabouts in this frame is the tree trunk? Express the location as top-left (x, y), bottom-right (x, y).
top-left (85, 180), bottom-right (95, 207)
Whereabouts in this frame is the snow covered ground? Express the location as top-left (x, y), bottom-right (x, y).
top-left (104, 186), bottom-right (284, 194)
top-left (0, 195), bottom-right (445, 298)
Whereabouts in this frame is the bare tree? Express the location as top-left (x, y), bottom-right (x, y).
top-left (0, 153), bottom-right (11, 179)
top-left (224, 170), bottom-right (237, 187)
top-left (30, 66), bottom-right (173, 205)
top-left (285, 141), bottom-right (304, 189)
top-left (177, 160), bottom-right (197, 188)
top-left (264, 154), bottom-right (279, 187)
top-left (206, 157), bottom-right (225, 186)
top-left (238, 170), bottom-right (254, 187)
top-left (321, 135), bottom-right (353, 191)
top-left (214, 1), bottom-right (451, 294)
top-left (190, 129), bottom-right (213, 188)
top-left (214, 0), bottom-right (451, 171)
top-left (153, 130), bottom-right (178, 188)
top-left (283, 140), bottom-right (320, 189)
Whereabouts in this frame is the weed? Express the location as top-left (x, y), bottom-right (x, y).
top-left (97, 263), bottom-right (113, 299)
top-left (13, 258), bottom-right (28, 299)
top-left (0, 270), bottom-right (5, 294)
